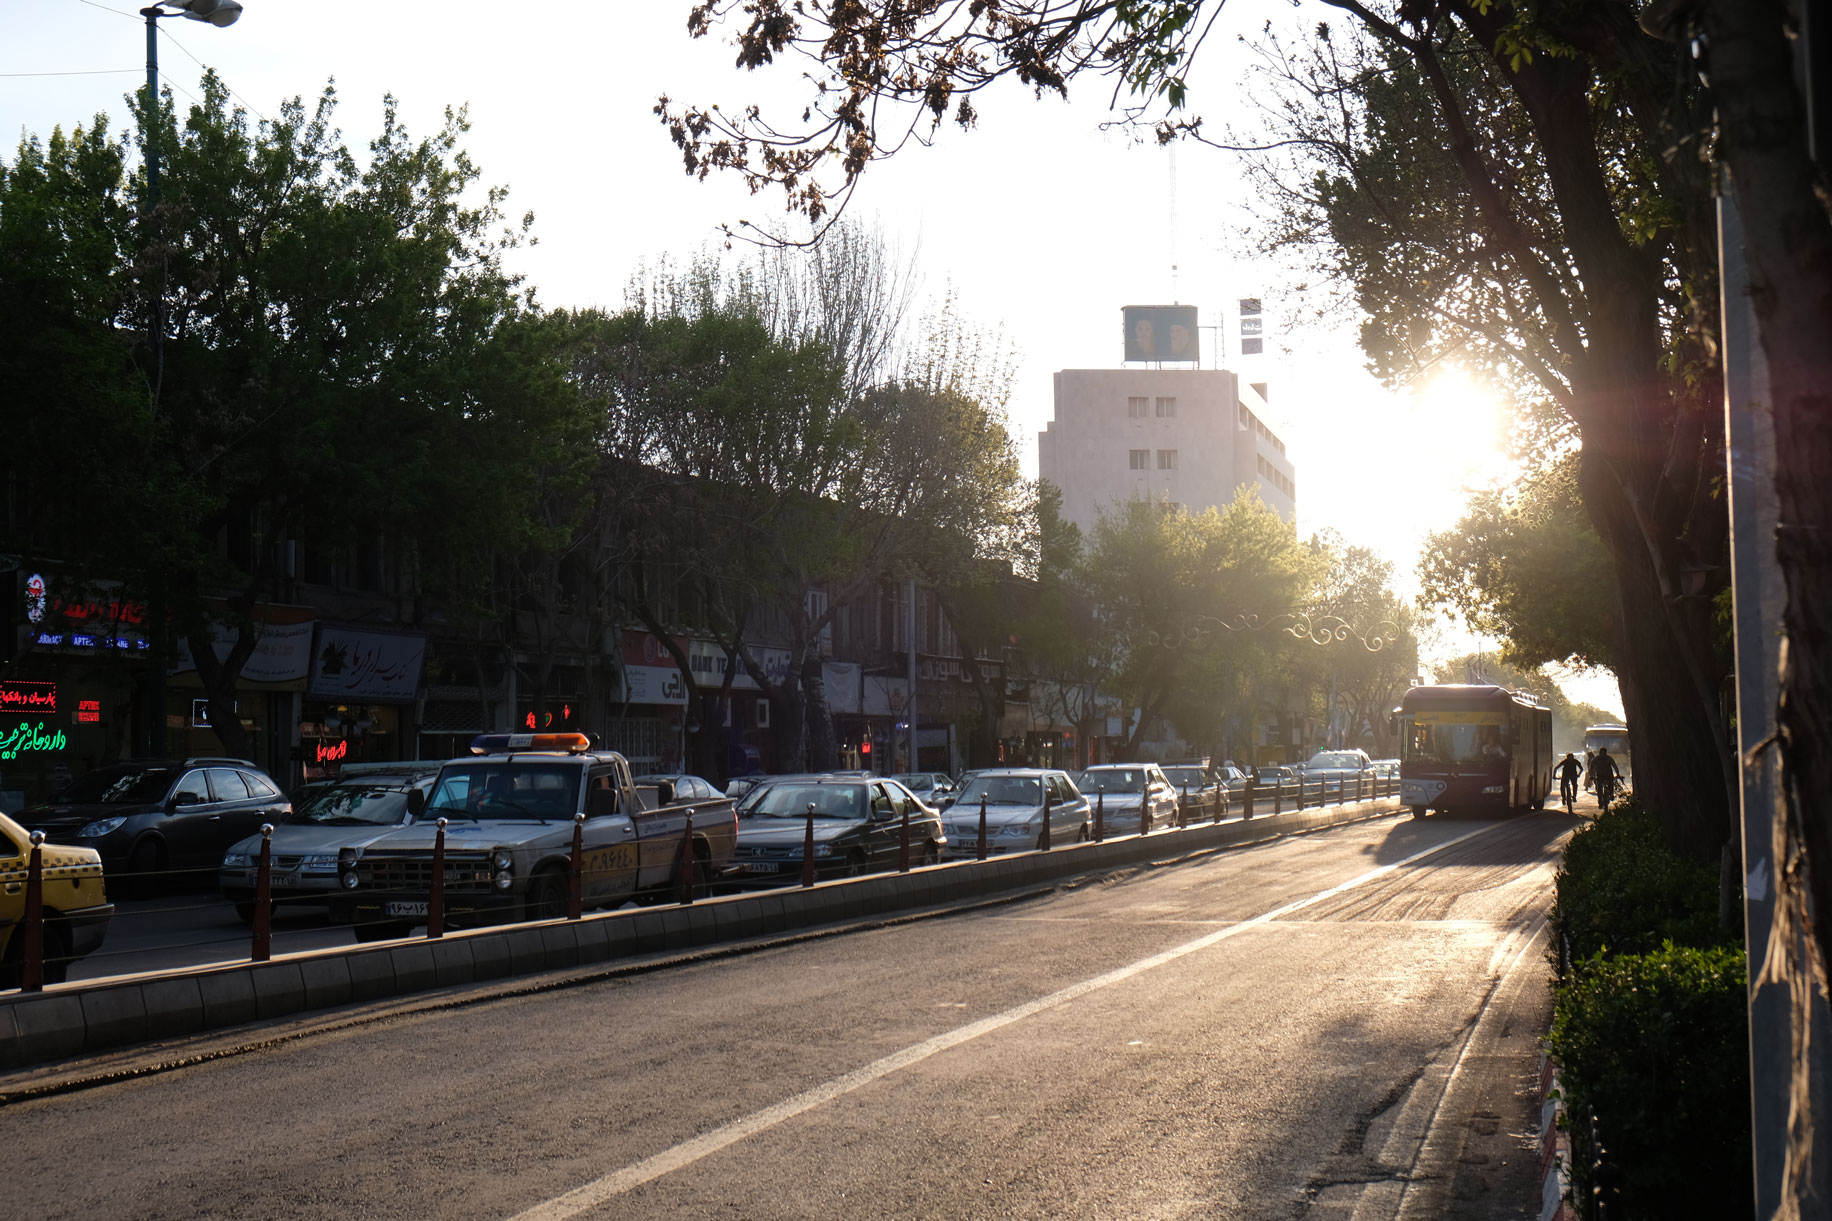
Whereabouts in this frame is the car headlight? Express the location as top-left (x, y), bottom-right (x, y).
top-left (494, 870), bottom-right (514, 890)
top-left (490, 849), bottom-right (514, 873)
top-left (222, 851), bottom-right (252, 868)
top-left (813, 843), bottom-right (835, 858)
top-left (341, 870), bottom-right (359, 889)
top-left (1000, 823), bottom-right (1030, 837)
top-left (300, 853), bottom-right (339, 871)
top-left (79, 817), bottom-right (125, 838)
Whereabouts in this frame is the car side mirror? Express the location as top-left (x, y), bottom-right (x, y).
top-left (655, 781), bottom-right (675, 807)
top-left (167, 791), bottom-right (200, 812)
top-left (405, 788), bottom-right (425, 819)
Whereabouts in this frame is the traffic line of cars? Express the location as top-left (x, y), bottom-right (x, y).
top-left (5, 747), bottom-right (1380, 982)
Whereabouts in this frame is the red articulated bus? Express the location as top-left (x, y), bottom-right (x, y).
top-left (1393, 684), bottom-right (1553, 819)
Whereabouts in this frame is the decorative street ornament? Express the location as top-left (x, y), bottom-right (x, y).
top-left (1142, 611), bottom-right (1405, 653)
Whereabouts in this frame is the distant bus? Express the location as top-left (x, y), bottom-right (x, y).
top-left (1393, 684), bottom-right (1554, 818)
top-left (1582, 723), bottom-right (1631, 776)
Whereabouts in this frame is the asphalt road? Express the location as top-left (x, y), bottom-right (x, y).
top-left (5, 809), bottom-right (1576, 1220)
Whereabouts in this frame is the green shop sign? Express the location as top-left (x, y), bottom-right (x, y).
top-left (0, 722), bottom-right (67, 760)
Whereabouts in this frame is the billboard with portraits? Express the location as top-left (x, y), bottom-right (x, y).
top-left (1122, 305), bottom-right (1200, 363)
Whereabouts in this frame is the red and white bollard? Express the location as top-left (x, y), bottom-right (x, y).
top-left (22, 830), bottom-right (45, 992)
top-left (568, 812), bottom-right (585, 920)
top-left (252, 823), bottom-right (274, 962)
top-left (428, 817), bottom-right (447, 939)
top-left (676, 808), bottom-right (697, 905)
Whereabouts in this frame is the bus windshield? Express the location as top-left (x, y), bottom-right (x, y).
top-left (1404, 714), bottom-right (1507, 765)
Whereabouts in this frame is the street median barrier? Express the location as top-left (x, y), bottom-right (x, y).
top-left (0, 790), bottom-right (1401, 1073)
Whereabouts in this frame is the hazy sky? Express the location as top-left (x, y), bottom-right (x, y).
top-left (4, 0), bottom-right (1619, 714)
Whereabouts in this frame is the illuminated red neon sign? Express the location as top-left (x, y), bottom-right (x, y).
top-left (315, 740), bottom-right (349, 765)
top-left (76, 700), bottom-right (101, 724)
top-left (0, 681), bottom-right (56, 714)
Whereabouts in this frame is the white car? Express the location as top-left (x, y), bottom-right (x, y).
top-left (943, 769), bottom-right (1089, 855)
top-left (1074, 764), bottom-right (1181, 832)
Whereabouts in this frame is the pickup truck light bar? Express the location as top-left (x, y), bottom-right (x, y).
top-left (468, 732), bottom-right (593, 755)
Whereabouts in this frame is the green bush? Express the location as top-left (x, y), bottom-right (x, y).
top-left (1549, 799), bottom-right (1726, 969)
top-left (1548, 942), bottom-right (1751, 1219)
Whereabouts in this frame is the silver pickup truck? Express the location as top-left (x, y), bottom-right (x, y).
top-left (329, 734), bottom-right (736, 940)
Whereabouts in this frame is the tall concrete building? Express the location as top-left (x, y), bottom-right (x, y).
top-left (1038, 366), bottom-right (1297, 538)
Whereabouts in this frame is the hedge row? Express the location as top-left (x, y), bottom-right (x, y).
top-left (1544, 800), bottom-right (1751, 1220)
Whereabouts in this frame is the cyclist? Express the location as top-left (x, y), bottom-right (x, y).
top-left (1555, 752), bottom-right (1585, 812)
top-left (1591, 746), bottom-right (1622, 810)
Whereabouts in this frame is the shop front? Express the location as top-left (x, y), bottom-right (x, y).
top-left (2, 574), bottom-right (151, 808)
top-left (300, 625), bottom-right (426, 786)
top-left (168, 607), bottom-right (315, 783)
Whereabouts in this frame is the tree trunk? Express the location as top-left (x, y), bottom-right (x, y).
top-left (186, 618), bottom-right (257, 762)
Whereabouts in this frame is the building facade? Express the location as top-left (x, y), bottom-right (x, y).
top-left (1038, 367), bottom-right (1297, 537)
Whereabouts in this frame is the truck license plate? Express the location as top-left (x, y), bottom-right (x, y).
top-left (384, 901), bottom-right (428, 917)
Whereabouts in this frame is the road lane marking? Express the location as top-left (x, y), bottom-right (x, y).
top-left (510, 818), bottom-right (1512, 1221)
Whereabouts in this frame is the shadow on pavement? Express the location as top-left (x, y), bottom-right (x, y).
top-left (1364, 809), bottom-right (1583, 866)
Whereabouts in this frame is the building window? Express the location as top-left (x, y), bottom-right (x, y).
top-left (1157, 449), bottom-right (1178, 470)
top-left (1239, 404), bottom-right (1252, 428)
top-left (1128, 396), bottom-right (1149, 418)
top-left (1129, 448), bottom-right (1150, 470)
top-left (1155, 396), bottom-right (1177, 418)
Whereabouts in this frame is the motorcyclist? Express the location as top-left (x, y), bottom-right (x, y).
top-left (1555, 752), bottom-right (1585, 810)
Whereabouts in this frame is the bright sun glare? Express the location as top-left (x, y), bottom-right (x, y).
top-left (1410, 369), bottom-right (1512, 495)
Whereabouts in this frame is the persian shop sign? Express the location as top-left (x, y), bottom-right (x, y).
top-left (0, 722), bottom-right (66, 760)
top-left (0, 681), bottom-right (56, 714)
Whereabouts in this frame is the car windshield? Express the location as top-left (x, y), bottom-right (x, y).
top-left (892, 774), bottom-right (934, 792)
top-left (60, 765), bottom-right (174, 804)
top-left (288, 784), bottom-right (414, 827)
top-left (1307, 752), bottom-right (1364, 770)
top-left (1079, 769), bottom-right (1146, 794)
top-left (747, 783), bottom-right (868, 819)
top-left (422, 764), bottom-right (582, 820)
top-left (1161, 768), bottom-right (1205, 788)
top-left (958, 776), bottom-right (1042, 806)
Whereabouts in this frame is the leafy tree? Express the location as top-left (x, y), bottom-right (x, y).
top-left (3, 74), bottom-right (548, 760)
top-left (660, 0), bottom-right (1737, 862)
top-left (1083, 493), bottom-right (1318, 754)
top-left (1419, 454), bottom-right (1618, 673)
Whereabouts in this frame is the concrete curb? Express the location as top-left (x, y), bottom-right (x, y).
top-left (1538, 1049), bottom-right (1576, 1221)
top-left (0, 797), bottom-right (1399, 1071)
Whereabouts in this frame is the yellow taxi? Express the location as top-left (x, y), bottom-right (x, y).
top-left (1, 810), bottom-right (113, 987)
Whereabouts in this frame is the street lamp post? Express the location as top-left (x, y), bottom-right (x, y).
top-left (135, 0), bottom-right (241, 757)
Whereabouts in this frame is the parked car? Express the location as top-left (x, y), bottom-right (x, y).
top-left (1159, 765), bottom-right (1226, 820)
top-left (936, 770), bottom-right (985, 811)
top-left (219, 765), bottom-right (441, 924)
top-left (1216, 763), bottom-right (1253, 795)
top-left (892, 772), bottom-right (956, 804)
top-left (26, 758), bottom-right (290, 894)
top-left (1301, 749), bottom-right (1375, 780)
top-left (1073, 764), bottom-right (1180, 831)
top-left (1370, 758), bottom-right (1401, 779)
top-left (332, 734), bottom-right (736, 940)
top-left (0, 811), bottom-right (113, 986)
top-left (633, 774), bottom-right (725, 804)
top-left (729, 776), bottom-right (945, 883)
top-left (941, 769), bottom-right (1090, 856)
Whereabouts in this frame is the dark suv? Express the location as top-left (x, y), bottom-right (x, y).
top-left (25, 758), bottom-right (290, 892)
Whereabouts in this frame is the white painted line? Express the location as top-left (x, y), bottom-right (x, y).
top-left (508, 819), bottom-right (1509, 1221)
